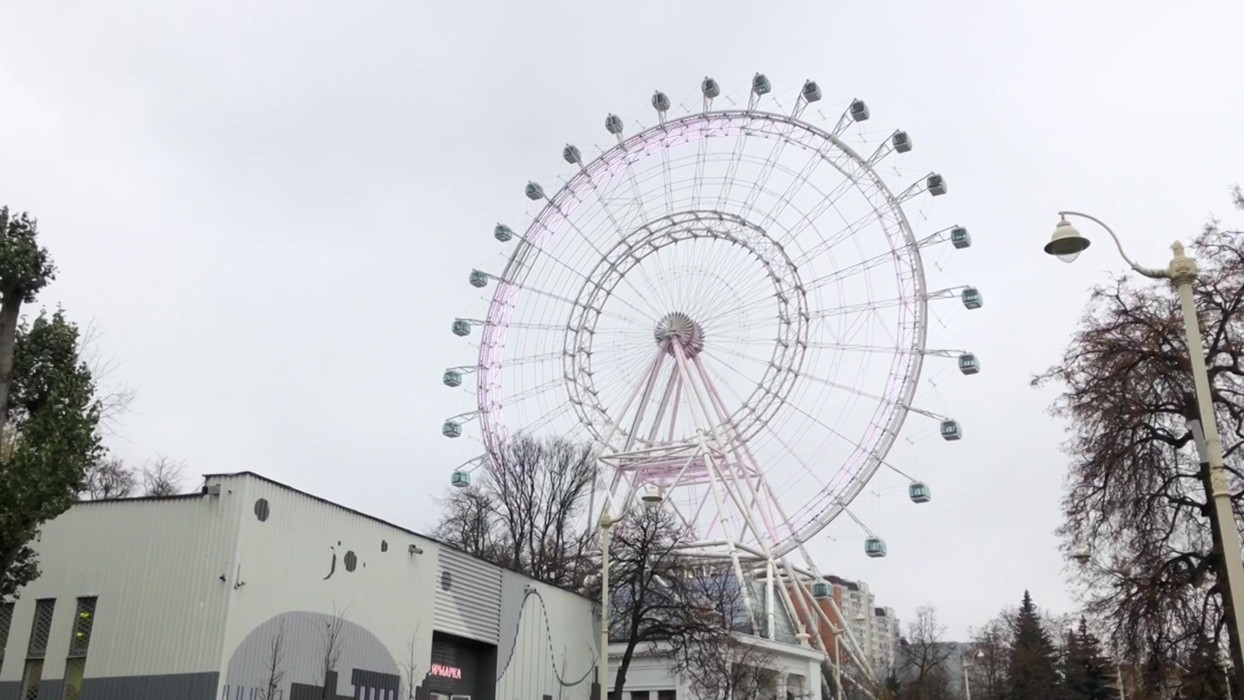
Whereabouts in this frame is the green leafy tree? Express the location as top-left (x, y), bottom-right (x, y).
top-left (1063, 617), bottom-right (1118, 700)
top-left (1006, 592), bottom-right (1061, 700)
top-left (0, 207), bottom-right (56, 448)
top-left (0, 208), bottom-right (104, 601)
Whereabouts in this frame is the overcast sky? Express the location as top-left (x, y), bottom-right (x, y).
top-left (2, 1), bottom-right (1242, 641)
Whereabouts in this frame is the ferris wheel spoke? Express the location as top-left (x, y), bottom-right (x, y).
top-left (802, 245), bottom-right (912, 290)
top-left (809, 296), bottom-right (910, 320)
top-left (737, 124), bottom-right (796, 220)
top-left (803, 341), bottom-right (914, 355)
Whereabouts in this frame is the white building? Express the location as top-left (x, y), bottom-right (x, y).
top-left (0, 472), bottom-right (598, 700)
top-left (609, 635), bottom-right (823, 700)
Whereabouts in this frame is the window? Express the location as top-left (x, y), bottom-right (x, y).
top-left (27, 600), bottom-right (55, 657)
top-left (61, 598), bottom-right (98, 700)
top-left (1, 602), bottom-right (13, 669)
top-left (631, 692), bottom-right (649, 700)
top-left (21, 599), bottom-right (55, 700)
top-left (658, 690), bottom-right (676, 700)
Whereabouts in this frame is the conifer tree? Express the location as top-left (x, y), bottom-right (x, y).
top-left (1006, 591), bottom-right (1061, 700)
top-left (1064, 617), bottom-right (1117, 700)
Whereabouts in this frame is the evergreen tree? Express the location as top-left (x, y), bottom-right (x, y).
top-left (1006, 591), bottom-right (1061, 700)
top-left (1064, 617), bottom-right (1117, 700)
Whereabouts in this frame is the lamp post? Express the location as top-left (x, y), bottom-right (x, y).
top-left (961, 649), bottom-right (982, 700)
top-left (599, 485), bottom-right (664, 700)
top-left (1044, 211), bottom-right (1244, 682)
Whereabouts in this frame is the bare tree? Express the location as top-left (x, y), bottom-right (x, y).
top-left (400, 627), bottom-right (422, 700)
top-left (434, 434), bottom-right (595, 589)
top-left (894, 606), bottom-right (953, 700)
top-left (317, 609), bottom-right (347, 698)
top-left (260, 621), bottom-right (287, 700)
top-left (141, 454), bottom-right (186, 496)
top-left (967, 611), bottom-right (1013, 700)
top-left (678, 633), bottom-right (776, 700)
top-left (603, 507), bottom-right (736, 700)
top-left (433, 485), bottom-right (500, 561)
top-left (77, 319), bottom-right (135, 433)
top-left (81, 457), bottom-right (137, 500)
top-left (1033, 192), bottom-right (1244, 694)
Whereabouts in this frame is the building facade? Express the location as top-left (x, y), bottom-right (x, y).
top-left (0, 472), bottom-right (598, 700)
top-left (794, 576), bottom-right (901, 682)
top-left (608, 635), bottom-right (823, 700)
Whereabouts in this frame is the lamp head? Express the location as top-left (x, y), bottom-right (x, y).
top-left (1072, 544), bottom-right (1091, 565)
top-left (641, 484), bottom-right (664, 508)
top-left (1044, 217), bottom-right (1092, 263)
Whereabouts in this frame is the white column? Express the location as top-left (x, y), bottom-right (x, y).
top-left (775, 671), bottom-right (788, 700)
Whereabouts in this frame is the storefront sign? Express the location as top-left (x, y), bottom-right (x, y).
top-left (431, 663), bottom-right (463, 680)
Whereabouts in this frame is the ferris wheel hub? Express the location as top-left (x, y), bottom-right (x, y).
top-left (654, 311), bottom-right (706, 358)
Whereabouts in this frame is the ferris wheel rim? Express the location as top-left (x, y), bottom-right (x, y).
top-left (474, 105), bottom-right (931, 552)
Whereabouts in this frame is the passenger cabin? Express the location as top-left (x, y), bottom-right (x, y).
top-left (452, 319), bottom-right (471, 337)
top-left (802, 81), bottom-right (822, 103)
top-left (451, 470), bottom-right (471, 488)
top-left (442, 421), bottom-right (462, 438)
top-left (751, 73), bottom-right (771, 95)
top-left (958, 353), bottom-right (980, 375)
top-left (864, 537), bottom-right (887, 558)
top-left (812, 581), bottom-right (831, 599)
top-left (702, 77), bottom-right (721, 98)
top-left (494, 223), bottom-right (515, 242)
top-left (605, 114), bottom-right (624, 135)
top-left (961, 287), bottom-right (983, 310)
top-left (524, 181), bottom-right (545, 200)
top-left (469, 270), bottom-right (489, 288)
top-left (443, 370), bottom-right (463, 387)
top-left (909, 482), bottom-right (931, 503)
top-left (926, 173), bottom-right (947, 196)
top-left (562, 145), bottom-right (581, 164)
top-left (891, 131), bottom-right (912, 153)
top-left (850, 99), bottom-right (870, 122)
top-left (940, 419), bottom-right (962, 441)
top-left (651, 91), bottom-right (671, 112)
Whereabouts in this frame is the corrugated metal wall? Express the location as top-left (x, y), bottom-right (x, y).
top-left (433, 547), bottom-right (502, 643)
top-left (0, 492), bottom-right (242, 685)
top-left (0, 473), bottom-right (599, 700)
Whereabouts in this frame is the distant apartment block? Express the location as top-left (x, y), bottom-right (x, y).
top-left (791, 575), bottom-right (902, 679)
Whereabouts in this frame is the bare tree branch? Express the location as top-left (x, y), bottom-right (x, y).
top-left (81, 457), bottom-right (137, 500)
top-left (1035, 194), bottom-right (1244, 694)
top-left (141, 454), bottom-right (186, 497)
top-left (260, 620), bottom-right (286, 700)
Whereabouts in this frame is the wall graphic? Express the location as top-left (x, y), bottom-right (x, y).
top-left (221, 611), bottom-right (401, 700)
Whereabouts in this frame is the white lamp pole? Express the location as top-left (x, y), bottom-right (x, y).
top-left (1044, 211), bottom-right (1244, 682)
top-left (598, 487), bottom-right (664, 700)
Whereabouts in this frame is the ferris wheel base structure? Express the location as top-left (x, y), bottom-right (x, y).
top-left (441, 74), bottom-right (980, 700)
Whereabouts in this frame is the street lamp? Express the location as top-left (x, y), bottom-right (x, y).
top-left (962, 649), bottom-right (983, 700)
top-left (1044, 210), bottom-right (1244, 679)
top-left (598, 484), bottom-right (664, 700)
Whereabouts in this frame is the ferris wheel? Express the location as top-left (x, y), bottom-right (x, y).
top-left (442, 74), bottom-right (978, 691)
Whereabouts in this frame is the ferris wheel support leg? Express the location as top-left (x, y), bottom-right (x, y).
top-left (682, 358), bottom-right (875, 697)
top-left (760, 478), bottom-right (875, 683)
top-left (669, 345), bottom-right (763, 633)
top-left (689, 355), bottom-right (785, 547)
top-left (675, 349), bottom-right (828, 668)
top-left (595, 346), bottom-right (669, 513)
top-left (619, 351), bottom-right (668, 454)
